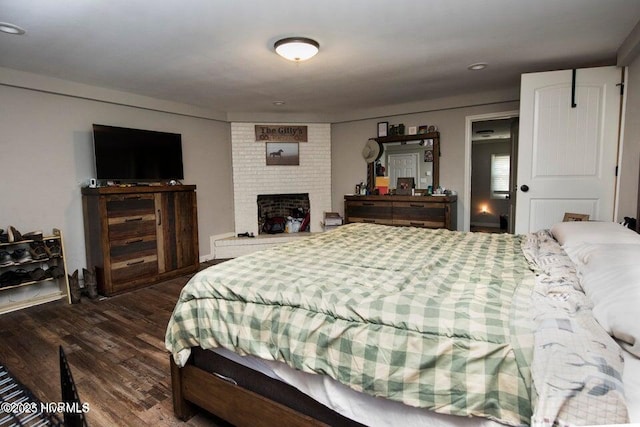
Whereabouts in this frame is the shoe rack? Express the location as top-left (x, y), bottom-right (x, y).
top-left (0, 228), bottom-right (71, 314)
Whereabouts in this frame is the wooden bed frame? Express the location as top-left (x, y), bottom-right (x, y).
top-left (171, 167), bottom-right (640, 426)
top-left (170, 347), bottom-right (365, 427)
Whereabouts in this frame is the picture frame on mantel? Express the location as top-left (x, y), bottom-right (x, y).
top-left (377, 122), bottom-right (388, 137)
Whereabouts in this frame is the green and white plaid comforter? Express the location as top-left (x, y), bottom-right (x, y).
top-left (166, 223), bottom-right (536, 425)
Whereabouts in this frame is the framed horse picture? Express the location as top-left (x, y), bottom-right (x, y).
top-left (266, 142), bottom-right (299, 166)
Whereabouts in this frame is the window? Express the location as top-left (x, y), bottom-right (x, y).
top-left (491, 154), bottom-right (510, 199)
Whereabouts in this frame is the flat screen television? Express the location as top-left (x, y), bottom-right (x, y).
top-left (93, 124), bottom-right (184, 181)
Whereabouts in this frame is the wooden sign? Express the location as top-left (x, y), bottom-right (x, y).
top-left (255, 125), bottom-right (307, 142)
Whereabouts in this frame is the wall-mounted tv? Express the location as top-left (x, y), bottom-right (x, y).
top-left (93, 124), bottom-right (184, 181)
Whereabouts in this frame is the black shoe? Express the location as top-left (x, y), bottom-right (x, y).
top-left (0, 230), bottom-right (8, 244)
top-left (0, 269), bottom-right (30, 287)
top-left (10, 248), bottom-right (32, 264)
top-left (29, 268), bottom-right (48, 281)
top-left (22, 230), bottom-right (43, 241)
top-left (7, 226), bottom-right (23, 242)
top-left (44, 240), bottom-right (61, 258)
top-left (0, 250), bottom-right (13, 267)
top-left (13, 269), bottom-right (31, 284)
top-left (46, 265), bottom-right (65, 279)
top-left (29, 242), bottom-right (48, 260)
top-left (0, 271), bottom-right (20, 287)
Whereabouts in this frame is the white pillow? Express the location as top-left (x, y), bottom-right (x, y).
top-left (550, 221), bottom-right (640, 247)
top-left (578, 243), bottom-right (640, 357)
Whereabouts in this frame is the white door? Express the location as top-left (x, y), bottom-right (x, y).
top-left (388, 153), bottom-right (419, 189)
top-left (515, 66), bottom-right (622, 234)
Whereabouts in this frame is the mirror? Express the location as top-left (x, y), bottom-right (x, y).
top-left (368, 134), bottom-right (439, 195)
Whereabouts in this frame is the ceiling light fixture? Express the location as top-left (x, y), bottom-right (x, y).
top-left (274, 37), bottom-right (319, 62)
top-left (272, 101), bottom-right (286, 106)
top-left (0, 22), bottom-right (26, 35)
top-left (467, 62), bottom-right (488, 71)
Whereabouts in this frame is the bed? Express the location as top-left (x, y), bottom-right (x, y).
top-left (165, 221), bottom-right (640, 426)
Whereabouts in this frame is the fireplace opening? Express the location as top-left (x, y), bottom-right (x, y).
top-left (257, 193), bottom-right (310, 235)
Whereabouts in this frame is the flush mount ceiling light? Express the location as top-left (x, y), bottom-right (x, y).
top-left (0, 22), bottom-right (26, 35)
top-left (274, 37), bottom-right (319, 62)
top-left (467, 62), bottom-right (488, 71)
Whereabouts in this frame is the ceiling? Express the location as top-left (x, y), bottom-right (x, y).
top-left (2, 0), bottom-right (640, 121)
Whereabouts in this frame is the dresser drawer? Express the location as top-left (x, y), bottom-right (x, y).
top-left (392, 219), bottom-right (446, 228)
top-left (345, 200), bottom-right (392, 222)
top-left (110, 255), bottom-right (159, 287)
top-left (108, 215), bottom-right (157, 241)
top-left (109, 235), bottom-right (158, 263)
top-left (105, 194), bottom-right (155, 218)
top-left (348, 217), bottom-right (394, 226)
top-left (392, 201), bottom-right (446, 224)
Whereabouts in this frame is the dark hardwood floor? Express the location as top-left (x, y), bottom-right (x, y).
top-left (0, 262), bottom-right (229, 427)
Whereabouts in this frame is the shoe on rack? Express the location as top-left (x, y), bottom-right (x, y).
top-left (29, 242), bottom-right (48, 260)
top-left (0, 230), bottom-right (8, 244)
top-left (0, 250), bottom-right (13, 267)
top-left (22, 230), bottom-right (43, 241)
top-left (46, 265), bottom-right (65, 279)
top-left (29, 267), bottom-right (48, 281)
top-left (0, 271), bottom-right (20, 287)
top-left (7, 226), bottom-right (23, 243)
top-left (10, 248), bottom-right (32, 264)
top-left (13, 269), bottom-right (31, 284)
top-left (44, 240), bottom-right (62, 258)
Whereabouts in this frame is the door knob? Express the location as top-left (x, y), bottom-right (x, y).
top-left (520, 185), bottom-right (529, 192)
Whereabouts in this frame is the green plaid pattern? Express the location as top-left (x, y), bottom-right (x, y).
top-left (166, 223), bottom-right (535, 425)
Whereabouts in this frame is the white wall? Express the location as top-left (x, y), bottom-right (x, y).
top-left (231, 123), bottom-right (332, 235)
top-left (331, 99), bottom-right (520, 229)
top-left (0, 82), bottom-right (233, 274)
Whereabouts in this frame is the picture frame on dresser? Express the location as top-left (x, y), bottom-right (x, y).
top-left (563, 212), bottom-right (590, 222)
top-left (377, 122), bottom-right (388, 137)
top-left (395, 177), bottom-right (414, 195)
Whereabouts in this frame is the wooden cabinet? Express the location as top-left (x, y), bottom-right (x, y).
top-left (344, 195), bottom-right (457, 230)
top-left (157, 189), bottom-right (199, 273)
top-left (82, 185), bottom-right (199, 296)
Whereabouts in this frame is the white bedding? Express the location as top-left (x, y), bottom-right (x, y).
top-left (550, 221), bottom-right (640, 424)
top-left (624, 350), bottom-right (640, 423)
top-left (213, 347), bottom-right (504, 427)
top-left (211, 346), bottom-right (640, 426)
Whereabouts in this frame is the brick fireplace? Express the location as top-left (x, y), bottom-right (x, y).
top-left (230, 122), bottom-right (332, 238)
top-left (257, 193), bottom-right (310, 234)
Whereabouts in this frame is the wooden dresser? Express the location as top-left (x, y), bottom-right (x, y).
top-left (81, 185), bottom-right (199, 296)
top-left (344, 195), bottom-right (457, 230)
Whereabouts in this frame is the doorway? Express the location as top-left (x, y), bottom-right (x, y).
top-left (387, 152), bottom-right (419, 190)
top-left (464, 111), bottom-right (519, 232)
